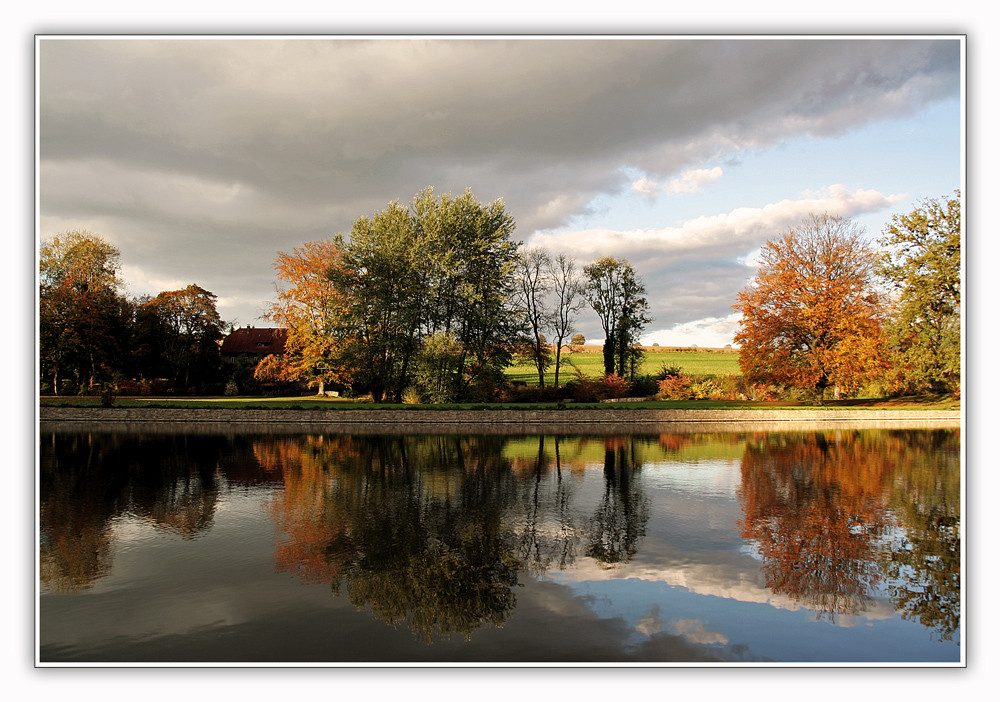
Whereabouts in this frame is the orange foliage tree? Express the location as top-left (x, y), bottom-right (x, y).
top-left (262, 239), bottom-right (353, 395)
top-left (733, 214), bottom-right (888, 402)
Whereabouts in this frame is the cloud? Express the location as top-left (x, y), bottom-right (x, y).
top-left (630, 176), bottom-right (661, 199)
top-left (643, 313), bottom-right (742, 349)
top-left (37, 37), bottom-right (959, 327)
top-left (526, 186), bottom-right (906, 341)
top-left (664, 167), bottom-right (724, 195)
top-left (673, 618), bottom-right (729, 645)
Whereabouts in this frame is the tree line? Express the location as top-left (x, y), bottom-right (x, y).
top-left (257, 187), bottom-right (651, 402)
top-left (734, 192), bottom-right (961, 401)
top-left (38, 187), bottom-right (652, 401)
top-left (37, 187), bottom-right (960, 403)
top-left (39, 231), bottom-right (229, 396)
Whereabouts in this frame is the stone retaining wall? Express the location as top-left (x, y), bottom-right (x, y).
top-left (39, 406), bottom-right (961, 435)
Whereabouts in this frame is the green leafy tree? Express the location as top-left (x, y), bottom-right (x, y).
top-left (879, 192), bottom-right (961, 394)
top-left (414, 188), bottom-right (521, 401)
top-left (336, 188), bottom-right (521, 403)
top-left (412, 331), bottom-right (465, 404)
top-left (336, 200), bottom-right (429, 403)
top-left (583, 257), bottom-right (651, 379)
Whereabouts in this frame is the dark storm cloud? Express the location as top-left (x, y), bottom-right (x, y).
top-left (37, 37), bottom-right (960, 327)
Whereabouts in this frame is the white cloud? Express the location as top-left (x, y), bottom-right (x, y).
top-left (630, 176), bottom-right (661, 199)
top-left (643, 313), bottom-right (742, 349)
top-left (664, 166), bottom-right (724, 195)
top-left (672, 619), bottom-right (729, 645)
top-left (526, 186), bottom-right (905, 262)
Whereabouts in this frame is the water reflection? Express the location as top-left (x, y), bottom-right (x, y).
top-left (39, 429), bottom-right (960, 651)
top-left (736, 430), bottom-right (960, 641)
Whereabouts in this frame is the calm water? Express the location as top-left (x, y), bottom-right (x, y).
top-left (38, 428), bottom-right (961, 664)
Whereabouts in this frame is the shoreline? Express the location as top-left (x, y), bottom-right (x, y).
top-left (39, 406), bottom-right (962, 435)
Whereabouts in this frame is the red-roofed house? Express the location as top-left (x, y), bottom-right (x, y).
top-left (220, 327), bottom-right (288, 364)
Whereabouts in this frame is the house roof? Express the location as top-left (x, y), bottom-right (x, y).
top-left (220, 327), bottom-right (288, 355)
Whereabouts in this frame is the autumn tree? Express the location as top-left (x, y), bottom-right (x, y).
top-left (879, 192), bottom-right (961, 395)
top-left (583, 257), bottom-right (651, 379)
top-left (39, 230), bottom-right (122, 292)
top-left (263, 239), bottom-right (353, 395)
top-left (142, 284), bottom-right (226, 392)
top-left (39, 231), bottom-right (130, 393)
top-left (733, 214), bottom-right (888, 402)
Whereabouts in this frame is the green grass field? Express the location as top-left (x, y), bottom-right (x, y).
top-left (506, 345), bottom-right (741, 385)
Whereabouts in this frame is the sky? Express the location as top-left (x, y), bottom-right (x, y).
top-left (36, 36), bottom-right (962, 347)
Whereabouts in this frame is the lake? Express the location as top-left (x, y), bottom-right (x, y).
top-left (38, 426), bottom-right (961, 664)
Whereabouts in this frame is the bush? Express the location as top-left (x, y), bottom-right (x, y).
top-left (568, 373), bottom-right (631, 402)
top-left (116, 379), bottom-right (141, 396)
top-left (224, 380), bottom-right (239, 396)
top-left (655, 364), bottom-right (684, 381)
top-left (656, 374), bottom-right (693, 400)
top-left (629, 374), bottom-right (659, 397)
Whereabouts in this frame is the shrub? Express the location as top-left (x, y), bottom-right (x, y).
top-left (224, 380), bottom-right (239, 396)
top-left (599, 373), bottom-right (631, 399)
top-left (629, 374), bottom-right (659, 397)
top-left (655, 364), bottom-right (684, 381)
top-left (100, 384), bottom-right (117, 407)
top-left (116, 379), bottom-right (141, 396)
top-left (656, 374), bottom-right (693, 400)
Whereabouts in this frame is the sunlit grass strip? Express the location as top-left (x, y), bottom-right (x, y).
top-left (39, 395), bottom-right (961, 411)
top-left (505, 347), bottom-right (741, 385)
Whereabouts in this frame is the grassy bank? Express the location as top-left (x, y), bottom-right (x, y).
top-left (38, 394), bottom-right (961, 411)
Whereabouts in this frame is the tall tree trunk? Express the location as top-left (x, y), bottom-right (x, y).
top-left (553, 345), bottom-right (563, 388)
top-left (603, 339), bottom-right (615, 376)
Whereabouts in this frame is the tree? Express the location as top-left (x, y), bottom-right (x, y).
top-left (879, 192), bottom-right (961, 394)
top-left (733, 214), bottom-right (888, 402)
top-left (264, 239), bottom-right (353, 395)
top-left (514, 247), bottom-right (553, 387)
top-left (411, 331), bottom-right (465, 403)
top-left (548, 254), bottom-right (586, 388)
top-left (39, 231), bottom-right (129, 393)
top-left (40, 230), bottom-right (122, 292)
top-left (571, 333), bottom-right (586, 346)
top-left (142, 285), bottom-right (226, 392)
top-left (413, 188), bottom-right (521, 401)
top-left (336, 188), bottom-right (521, 403)
top-left (336, 200), bottom-right (430, 403)
top-left (583, 257), bottom-right (651, 379)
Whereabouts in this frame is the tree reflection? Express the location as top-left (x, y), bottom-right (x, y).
top-left (586, 439), bottom-right (650, 567)
top-left (881, 430), bottom-right (961, 641)
top-left (737, 429), bottom-right (961, 639)
top-left (739, 432), bottom-right (896, 618)
top-left (39, 432), bottom-right (229, 591)
top-left (41, 428), bottom-right (959, 646)
top-left (268, 435), bottom-right (522, 642)
top-left (267, 434), bottom-right (653, 641)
